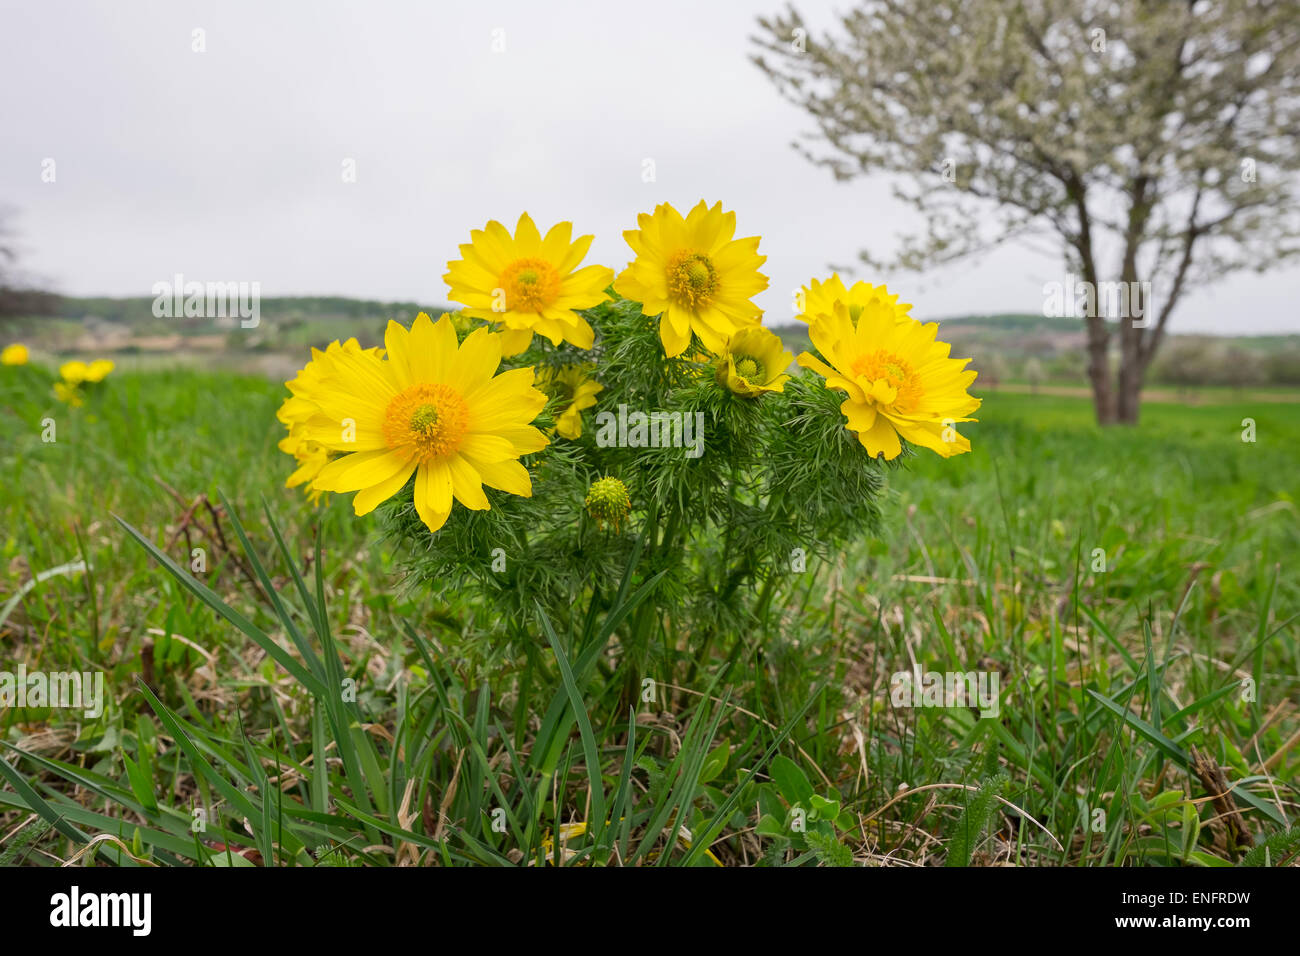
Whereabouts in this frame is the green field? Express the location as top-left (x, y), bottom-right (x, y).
top-left (1, 363), bottom-right (1297, 866)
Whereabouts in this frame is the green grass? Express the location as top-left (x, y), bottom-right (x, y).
top-left (1, 366), bottom-right (1296, 866)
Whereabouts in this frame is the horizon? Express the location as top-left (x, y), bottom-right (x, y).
top-left (37, 291), bottom-right (1300, 340)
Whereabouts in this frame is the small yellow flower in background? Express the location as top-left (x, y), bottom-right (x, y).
top-left (798, 301), bottom-right (979, 459)
top-left (2, 343), bottom-right (28, 366)
top-left (53, 381), bottom-right (84, 408)
top-left (536, 365), bottom-right (603, 439)
top-left (288, 312), bottom-right (549, 533)
top-left (57, 358), bottom-right (115, 387)
top-left (797, 274), bottom-right (913, 325)
top-left (446, 310), bottom-right (480, 336)
top-left (585, 476), bottom-right (631, 532)
top-left (84, 359), bottom-right (115, 382)
top-left (443, 213), bottom-right (614, 357)
top-left (715, 326), bottom-right (794, 398)
top-left (277, 432), bottom-right (331, 504)
top-left (59, 360), bottom-right (90, 385)
top-left (614, 201), bottom-right (768, 357)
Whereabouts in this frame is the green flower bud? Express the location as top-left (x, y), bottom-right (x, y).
top-left (584, 476), bottom-right (631, 532)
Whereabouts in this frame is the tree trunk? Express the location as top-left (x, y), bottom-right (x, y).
top-left (1115, 173), bottom-right (1153, 426)
top-left (1117, 354), bottom-right (1143, 424)
top-left (1067, 179), bottom-right (1116, 426)
top-left (1116, 320), bottom-right (1144, 425)
top-left (1085, 324), bottom-right (1116, 425)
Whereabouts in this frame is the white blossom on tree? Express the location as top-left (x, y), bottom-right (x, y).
top-left (754, 0), bottom-right (1300, 423)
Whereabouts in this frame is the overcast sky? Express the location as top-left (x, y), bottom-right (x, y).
top-left (2, 0), bottom-right (1296, 333)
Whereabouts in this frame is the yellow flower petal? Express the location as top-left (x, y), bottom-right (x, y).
top-left (414, 463), bottom-right (453, 532)
top-left (447, 454), bottom-right (490, 510)
top-left (316, 449), bottom-right (412, 497)
top-left (467, 457), bottom-right (532, 498)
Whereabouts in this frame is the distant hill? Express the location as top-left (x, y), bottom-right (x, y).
top-left (932, 312), bottom-right (1300, 350)
top-left (15, 295), bottom-right (451, 353)
top-left (929, 313), bottom-right (1086, 331)
top-left (9, 297), bottom-right (1298, 388)
top-left (51, 295), bottom-right (447, 327)
top-left (770, 312), bottom-right (1300, 388)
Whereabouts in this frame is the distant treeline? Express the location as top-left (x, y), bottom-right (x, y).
top-left (1149, 336), bottom-right (1300, 388)
top-left (9, 298), bottom-right (1299, 387)
top-left (973, 340), bottom-right (1300, 388)
top-left (0, 286), bottom-right (60, 318)
top-left (935, 313), bottom-right (1088, 331)
top-left (50, 295), bottom-right (449, 325)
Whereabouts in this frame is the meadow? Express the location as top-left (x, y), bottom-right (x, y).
top-left (1, 363), bottom-right (1297, 866)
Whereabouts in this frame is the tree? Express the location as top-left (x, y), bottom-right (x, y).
top-left (754, 0), bottom-right (1300, 424)
top-left (1024, 357), bottom-right (1046, 394)
top-left (0, 208), bottom-right (58, 324)
top-left (981, 352), bottom-right (1010, 389)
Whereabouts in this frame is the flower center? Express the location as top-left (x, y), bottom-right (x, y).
top-left (851, 350), bottom-right (923, 413)
top-left (666, 250), bottom-right (718, 307)
top-left (383, 383), bottom-right (470, 462)
top-left (733, 356), bottom-right (761, 380)
top-left (550, 379), bottom-right (576, 404)
top-left (499, 257), bottom-right (561, 312)
top-left (539, 366), bottom-right (587, 410)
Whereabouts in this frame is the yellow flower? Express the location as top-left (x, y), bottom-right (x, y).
top-left (797, 301), bottom-right (979, 459)
top-left (57, 357), bottom-right (114, 386)
top-left (53, 381), bottom-right (84, 407)
top-left (277, 431), bottom-right (331, 504)
top-left (60, 360), bottom-right (90, 385)
top-left (536, 365), bottom-right (603, 439)
top-left (714, 326), bottom-right (793, 398)
top-left (84, 359), bottom-right (115, 383)
top-left (443, 213), bottom-right (614, 357)
top-left (2, 343), bottom-right (28, 366)
top-left (614, 201), bottom-right (768, 357)
top-left (289, 312), bottom-right (550, 533)
top-left (797, 274), bottom-right (913, 326)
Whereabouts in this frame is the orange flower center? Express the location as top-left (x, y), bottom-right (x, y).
top-left (499, 257), bottom-right (561, 312)
top-left (666, 250), bottom-right (718, 307)
top-left (851, 350), bottom-right (923, 413)
top-left (383, 383), bottom-right (469, 462)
